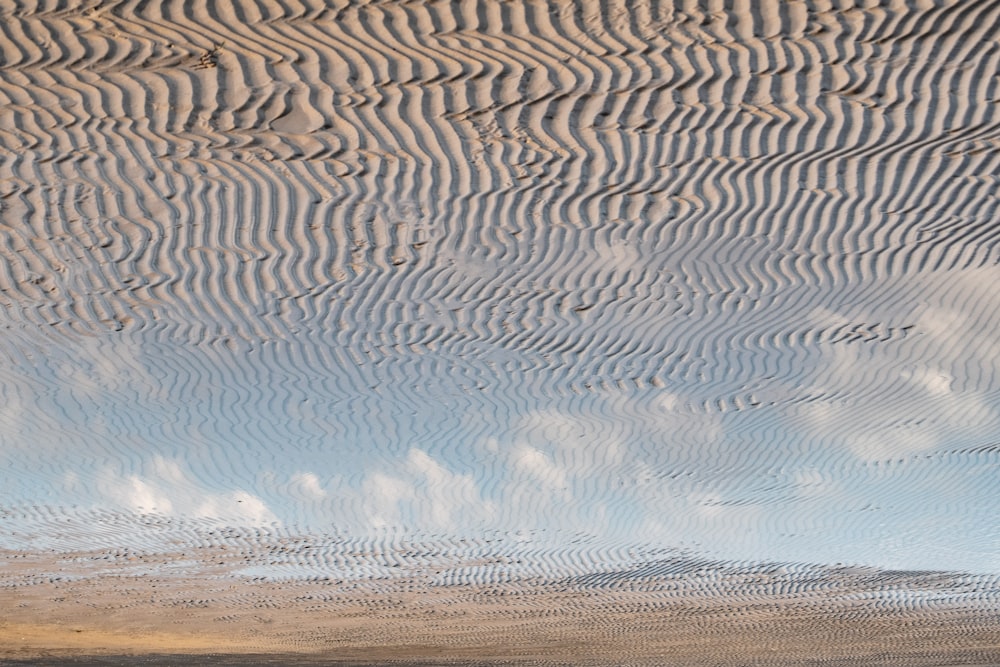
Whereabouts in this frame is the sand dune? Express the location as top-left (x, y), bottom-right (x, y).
top-left (1, 0), bottom-right (999, 662)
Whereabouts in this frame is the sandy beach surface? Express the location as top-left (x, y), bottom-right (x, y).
top-left (2, 0), bottom-right (1000, 664)
top-left (3, 536), bottom-right (1000, 664)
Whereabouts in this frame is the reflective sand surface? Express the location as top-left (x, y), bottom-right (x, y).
top-left (1, 0), bottom-right (999, 663)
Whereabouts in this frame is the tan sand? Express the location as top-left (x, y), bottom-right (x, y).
top-left (2, 544), bottom-right (999, 665)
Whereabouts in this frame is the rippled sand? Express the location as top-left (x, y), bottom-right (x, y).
top-left (4, 534), bottom-right (1000, 664)
top-left (1, 0), bottom-right (999, 663)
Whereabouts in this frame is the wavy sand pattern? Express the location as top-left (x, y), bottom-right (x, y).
top-left (1, 0), bottom-right (999, 663)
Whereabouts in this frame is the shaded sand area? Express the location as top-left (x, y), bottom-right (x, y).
top-left (3, 531), bottom-right (1000, 665)
top-left (2, 0), bottom-right (1000, 664)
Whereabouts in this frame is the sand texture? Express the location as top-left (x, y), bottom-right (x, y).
top-left (3, 536), bottom-right (1000, 664)
top-left (1, 0), bottom-right (999, 663)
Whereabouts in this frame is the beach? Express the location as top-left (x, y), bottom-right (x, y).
top-left (1, 0), bottom-right (999, 663)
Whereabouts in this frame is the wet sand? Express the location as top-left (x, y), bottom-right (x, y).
top-left (2, 0), bottom-right (1000, 664)
top-left (3, 540), bottom-right (1000, 665)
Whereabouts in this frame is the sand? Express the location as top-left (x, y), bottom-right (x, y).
top-left (1, 0), bottom-right (1000, 663)
top-left (3, 538), bottom-right (1000, 665)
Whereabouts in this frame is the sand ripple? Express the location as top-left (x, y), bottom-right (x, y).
top-left (1, 0), bottom-right (999, 661)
